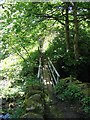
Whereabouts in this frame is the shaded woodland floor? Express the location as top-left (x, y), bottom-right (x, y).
top-left (42, 60), bottom-right (89, 119)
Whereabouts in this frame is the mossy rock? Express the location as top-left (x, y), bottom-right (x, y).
top-left (49, 105), bottom-right (62, 118)
top-left (24, 98), bottom-right (42, 107)
top-left (72, 80), bottom-right (82, 84)
top-left (60, 77), bottom-right (76, 83)
top-left (25, 104), bottom-right (44, 115)
top-left (78, 83), bottom-right (88, 89)
top-left (44, 94), bottom-right (51, 103)
top-left (25, 90), bottom-right (43, 98)
top-left (43, 89), bottom-right (49, 96)
top-left (24, 98), bottom-right (35, 106)
top-left (23, 98), bottom-right (44, 114)
top-left (82, 88), bottom-right (90, 96)
top-left (29, 94), bottom-right (42, 102)
top-left (26, 84), bottom-right (43, 91)
top-left (21, 112), bottom-right (44, 119)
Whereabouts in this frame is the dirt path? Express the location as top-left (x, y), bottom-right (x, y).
top-left (42, 61), bottom-right (88, 119)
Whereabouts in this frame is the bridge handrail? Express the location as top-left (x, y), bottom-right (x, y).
top-left (48, 57), bottom-right (60, 77)
top-left (37, 57), bottom-right (42, 79)
top-left (47, 57), bottom-right (60, 85)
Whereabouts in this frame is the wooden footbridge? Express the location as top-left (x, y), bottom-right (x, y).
top-left (37, 56), bottom-right (60, 88)
top-left (37, 55), bottom-right (87, 119)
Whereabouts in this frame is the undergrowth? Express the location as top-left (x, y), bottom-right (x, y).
top-left (54, 77), bottom-right (90, 114)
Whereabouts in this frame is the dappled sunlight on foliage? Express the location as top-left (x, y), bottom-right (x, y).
top-left (0, 54), bottom-right (22, 80)
top-left (0, 1), bottom-right (90, 118)
top-left (0, 54), bottom-right (19, 69)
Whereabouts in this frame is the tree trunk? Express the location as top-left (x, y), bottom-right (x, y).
top-left (73, 3), bottom-right (80, 60)
top-left (65, 3), bottom-right (70, 52)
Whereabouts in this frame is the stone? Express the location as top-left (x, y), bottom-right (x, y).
top-left (82, 88), bottom-right (90, 96)
top-left (24, 98), bottom-right (44, 115)
top-left (21, 112), bottom-right (44, 119)
top-left (29, 94), bottom-right (42, 102)
top-left (26, 106), bottom-right (35, 112)
top-left (26, 84), bottom-right (43, 92)
top-left (25, 90), bottom-right (42, 98)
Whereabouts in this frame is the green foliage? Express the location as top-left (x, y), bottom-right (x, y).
top-left (81, 96), bottom-right (90, 113)
top-left (46, 28), bottom-right (65, 60)
top-left (20, 50), bottom-right (39, 78)
top-left (0, 54), bottom-right (21, 80)
top-left (11, 107), bottom-right (24, 118)
top-left (1, 2), bottom-right (90, 83)
top-left (62, 84), bottom-right (83, 101)
top-left (0, 1), bottom-right (90, 117)
top-left (55, 77), bottom-right (90, 113)
top-left (55, 78), bottom-right (83, 101)
top-left (24, 77), bottom-right (41, 88)
top-left (54, 79), bottom-right (68, 95)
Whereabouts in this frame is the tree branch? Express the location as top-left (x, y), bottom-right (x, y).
top-left (11, 46), bottom-right (27, 63)
top-left (21, 45), bottom-right (31, 59)
top-left (36, 14), bottom-right (65, 25)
